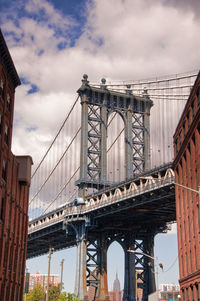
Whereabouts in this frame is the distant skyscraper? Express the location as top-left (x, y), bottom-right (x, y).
top-left (109, 273), bottom-right (123, 301)
top-left (113, 273), bottom-right (120, 292)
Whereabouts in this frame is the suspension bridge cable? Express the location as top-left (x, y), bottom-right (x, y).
top-left (31, 95), bottom-right (80, 179)
top-left (37, 116), bottom-right (125, 214)
top-left (107, 128), bottom-right (125, 152)
top-left (105, 84), bottom-right (193, 92)
top-left (107, 112), bottom-right (117, 126)
top-left (38, 118), bottom-right (122, 214)
top-left (31, 113), bottom-right (119, 214)
top-left (90, 71), bottom-right (198, 86)
top-left (29, 127), bottom-right (81, 204)
top-left (39, 167), bottom-right (80, 216)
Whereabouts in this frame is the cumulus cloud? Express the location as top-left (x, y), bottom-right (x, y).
top-left (1, 0), bottom-right (200, 168)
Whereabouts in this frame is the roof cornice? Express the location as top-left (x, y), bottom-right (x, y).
top-left (0, 29), bottom-right (21, 90)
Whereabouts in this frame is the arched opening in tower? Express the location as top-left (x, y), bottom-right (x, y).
top-left (107, 112), bottom-right (125, 183)
top-left (107, 241), bottom-right (124, 298)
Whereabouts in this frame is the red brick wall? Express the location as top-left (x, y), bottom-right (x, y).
top-left (0, 34), bottom-right (32, 301)
top-left (174, 73), bottom-right (200, 301)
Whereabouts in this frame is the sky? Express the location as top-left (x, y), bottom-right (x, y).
top-left (1, 0), bottom-right (200, 294)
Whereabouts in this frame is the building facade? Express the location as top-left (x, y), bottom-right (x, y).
top-left (0, 29), bottom-right (32, 301)
top-left (173, 72), bottom-right (200, 300)
top-left (149, 284), bottom-right (180, 301)
top-left (29, 272), bottom-right (59, 291)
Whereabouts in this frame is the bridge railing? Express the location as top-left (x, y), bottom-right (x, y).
top-left (28, 208), bottom-right (66, 234)
top-left (28, 171), bottom-right (175, 233)
top-left (66, 175), bottom-right (175, 215)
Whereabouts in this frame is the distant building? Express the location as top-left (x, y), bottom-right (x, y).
top-left (0, 29), bottom-right (33, 301)
top-left (148, 284), bottom-right (180, 301)
top-left (113, 272), bottom-right (120, 292)
top-left (29, 272), bottom-right (59, 291)
top-left (109, 273), bottom-right (123, 301)
top-left (173, 71), bottom-right (200, 300)
top-left (108, 271), bottom-right (144, 301)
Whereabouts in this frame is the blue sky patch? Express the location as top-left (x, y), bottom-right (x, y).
top-left (26, 126), bottom-right (38, 132)
top-left (20, 77), bottom-right (29, 85)
top-left (0, 0), bottom-right (90, 51)
top-left (28, 84), bottom-right (39, 94)
top-left (37, 49), bottom-right (44, 56)
top-left (20, 77), bottom-right (39, 94)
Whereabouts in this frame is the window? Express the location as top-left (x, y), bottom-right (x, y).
top-left (2, 159), bottom-right (6, 181)
top-left (187, 112), bottom-right (190, 129)
top-left (196, 87), bottom-right (200, 107)
top-left (182, 288), bottom-right (185, 301)
top-left (4, 124), bottom-right (8, 145)
top-left (191, 285), bottom-right (194, 301)
top-left (0, 112), bottom-right (1, 134)
top-left (0, 79), bottom-right (4, 99)
top-left (195, 283), bottom-right (199, 301)
top-left (0, 197), bottom-right (5, 220)
top-left (191, 103), bottom-right (194, 119)
top-left (186, 288), bottom-right (189, 301)
top-left (179, 131), bottom-right (182, 148)
top-left (7, 94), bottom-right (11, 112)
top-left (183, 122), bottom-right (186, 137)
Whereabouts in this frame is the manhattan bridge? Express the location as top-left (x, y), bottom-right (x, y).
top-left (27, 70), bottom-right (198, 300)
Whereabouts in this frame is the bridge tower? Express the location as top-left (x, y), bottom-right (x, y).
top-left (73, 75), bottom-right (154, 301)
top-left (76, 75), bottom-right (153, 197)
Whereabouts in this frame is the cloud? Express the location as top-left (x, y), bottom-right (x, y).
top-left (1, 0), bottom-right (200, 176)
top-left (161, 0), bottom-right (200, 18)
top-left (166, 222), bottom-right (177, 235)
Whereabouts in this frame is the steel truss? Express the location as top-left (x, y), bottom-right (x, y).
top-left (76, 75), bottom-right (153, 197)
top-left (88, 105), bottom-right (101, 181)
top-left (132, 112), bottom-right (145, 174)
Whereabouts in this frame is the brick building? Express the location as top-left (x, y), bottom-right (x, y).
top-left (173, 71), bottom-right (200, 300)
top-left (29, 272), bottom-right (59, 291)
top-left (0, 29), bottom-right (33, 300)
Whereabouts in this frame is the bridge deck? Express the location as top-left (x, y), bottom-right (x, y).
top-left (27, 163), bottom-right (176, 258)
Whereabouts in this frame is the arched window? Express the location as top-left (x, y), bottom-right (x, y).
top-left (5, 124), bottom-right (8, 145)
top-left (7, 93), bottom-right (11, 112)
top-left (2, 159), bottom-right (6, 181)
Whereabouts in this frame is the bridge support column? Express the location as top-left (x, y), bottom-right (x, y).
top-left (79, 90), bottom-right (88, 198)
top-left (143, 99), bottom-right (151, 171)
top-left (125, 107), bottom-right (133, 180)
top-left (142, 234), bottom-right (156, 299)
top-left (123, 240), bottom-right (136, 301)
top-left (96, 233), bottom-right (109, 301)
top-left (74, 222), bottom-right (88, 300)
top-left (100, 101), bottom-right (107, 181)
top-left (134, 234), bottom-right (156, 301)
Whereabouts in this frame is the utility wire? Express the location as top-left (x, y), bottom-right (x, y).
top-left (163, 256), bottom-right (178, 273)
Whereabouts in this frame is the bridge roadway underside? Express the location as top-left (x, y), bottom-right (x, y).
top-left (27, 178), bottom-right (175, 259)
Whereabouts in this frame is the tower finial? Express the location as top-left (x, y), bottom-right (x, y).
top-left (82, 74), bottom-right (89, 85)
